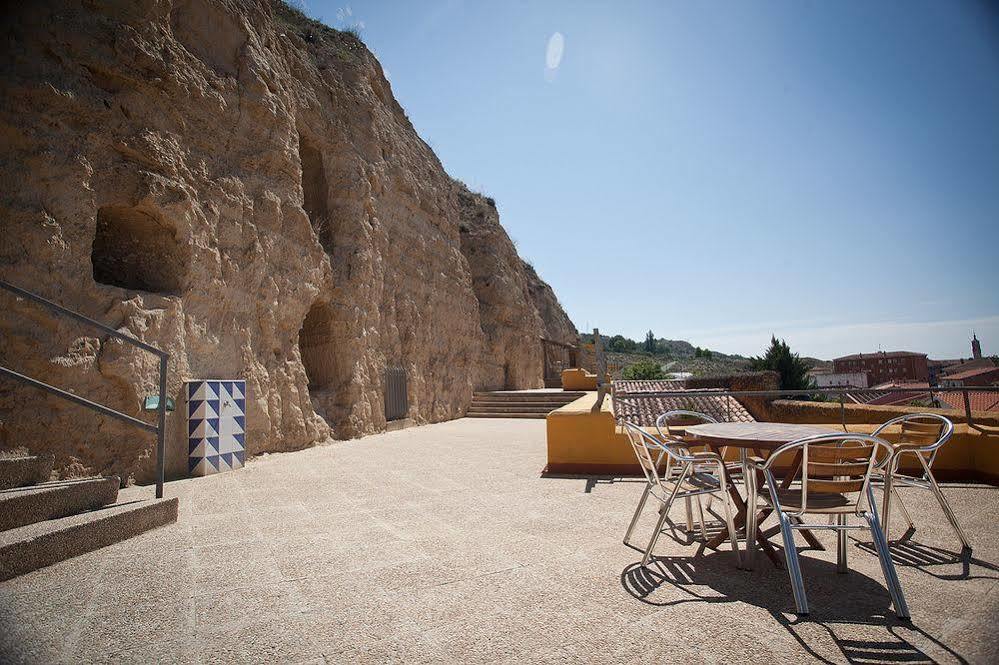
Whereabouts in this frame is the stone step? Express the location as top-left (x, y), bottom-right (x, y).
top-left (0, 455), bottom-right (53, 491)
top-left (0, 477), bottom-right (120, 532)
top-left (468, 401), bottom-right (561, 408)
top-left (470, 396), bottom-right (578, 404)
top-left (470, 396), bottom-right (582, 405)
top-left (465, 412), bottom-right (548, 419)
top-left (0, 496), bottom-right (179, 581)
top-left (473, 391), bottom-right (585, 400)
top-left (467, 406), bottom-right (555, 414)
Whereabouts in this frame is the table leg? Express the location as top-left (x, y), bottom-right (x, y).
top-left (705, 446), bottom-right (783, 568)
top-left (747, 450), bottom-right (825, 552)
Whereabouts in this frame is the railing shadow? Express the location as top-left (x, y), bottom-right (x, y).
top-left (851, 536), bottom-right (999, 582)
top-left (621, 551), bottom-right (968, 664)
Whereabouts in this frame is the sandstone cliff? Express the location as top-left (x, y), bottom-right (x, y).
top-left (456, 186), bottom-right (545, 391)
top-left (0, 0), bottom-right (576, 483)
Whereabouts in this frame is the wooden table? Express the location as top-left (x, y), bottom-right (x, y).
top-left (684, 422), bottom-right (842, 568)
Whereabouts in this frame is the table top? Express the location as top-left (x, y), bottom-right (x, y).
top-left (684, 422), bottom-right (841, 449)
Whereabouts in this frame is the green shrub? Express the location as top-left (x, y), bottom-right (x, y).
top-left (622, 360), bottom-right (666, 380)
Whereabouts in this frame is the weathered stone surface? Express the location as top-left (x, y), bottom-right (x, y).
top-left (0, 0), bottom-right (575, 483)
top-left (456, 186), bottom-right (544, 391)
top-left (521, 260), bottom-right (577, 347)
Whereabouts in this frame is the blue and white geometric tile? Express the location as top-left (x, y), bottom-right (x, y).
top-left (187, 379), bottom-right (246, 476)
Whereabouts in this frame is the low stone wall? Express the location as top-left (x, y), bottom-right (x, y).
top-left (686, 371), bottom-right (779, 421)
top-left (772, 400), bottom-right (999, 484)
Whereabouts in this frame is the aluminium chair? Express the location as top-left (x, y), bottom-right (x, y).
top-left (622, 413), bottom-right (708, 546)
top-left (620, 420), bottom-right (742, 568)
top-left (871, 413), bottom-right (970, 552)
top-left (745, 433), bottom-right (908, 618)
top-left (649, 410), bottom-right (719, 538)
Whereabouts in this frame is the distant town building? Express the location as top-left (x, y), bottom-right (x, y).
top-left (931, 357), bottom-right (996, 385)
top-left (832, 351), bottom-right (928, 386)
top-left (940, 366), bottom-right (999, 388)
top-left (814, 371), bottom-right (868, 389)
top-left (972, 332), bottom-right (983, 360)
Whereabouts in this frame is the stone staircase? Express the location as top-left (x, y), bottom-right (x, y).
top-left (465, 391), bottom-right (587, 419)
top-left (0, 454), bottom-right (178, 581)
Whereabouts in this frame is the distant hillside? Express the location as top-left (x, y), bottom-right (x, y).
top-left (580, 331), bottom-right (826, 378)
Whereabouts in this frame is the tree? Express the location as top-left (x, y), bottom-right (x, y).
top-left (749, 335), bottom-right (813, 391)
top-left (644, 330), bottom-right (656, 354)
top-left (622, 359), bottom-right (666, 380)
top-left (703, 349), bottom-right (713, 360)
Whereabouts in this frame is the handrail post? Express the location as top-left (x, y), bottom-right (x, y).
top-left (963, 389), bottom-right (973, 428)
top-left (156, 354), bottom-right (168, 499)
top-left (839, 392), bottom-right (846, 432)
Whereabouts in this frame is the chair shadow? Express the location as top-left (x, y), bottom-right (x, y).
top-left (851, 534), bottom-right (999, 582)
top-left (621, 551), bottom-right (968, 664)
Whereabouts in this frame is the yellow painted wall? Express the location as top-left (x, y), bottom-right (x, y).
top-left (545, 394), bottom-right (999, 484)
top-left (560, 368), bottom-right (609, 391)
top-left (546, 392), bottom-right (634, 473)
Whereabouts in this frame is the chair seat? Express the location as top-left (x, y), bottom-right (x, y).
top-left (775, 489), bottom-right (852, 513)
top-left (685, 471), bottom-right (721, 491)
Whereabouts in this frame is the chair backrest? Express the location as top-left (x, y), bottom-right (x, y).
top-left (655, 410), bottom-right (718, 443)
top-left (872, 413), bottom-right (953, 465)
top-left (762, 433), bottom-right (893, 516)
top-left (620, 420), bottom-right (669, 494)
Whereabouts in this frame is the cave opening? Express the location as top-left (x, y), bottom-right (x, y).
top-left (91, 206), bottom-right (187, 294)
top-left (298, 300), bottom-right (339, 391)
top-left (297, 130), bottom-right (333, 250)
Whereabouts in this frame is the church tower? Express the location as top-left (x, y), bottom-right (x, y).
top-left (972, 332), bottom-right (982, 360)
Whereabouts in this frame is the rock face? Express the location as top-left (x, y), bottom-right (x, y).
top-left (0, 0), bottom-right (576, 483)
top-left (456, 187), bottom-right (545, 391)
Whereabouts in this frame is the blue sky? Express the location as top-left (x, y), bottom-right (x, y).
top-left (298, 0), bottom-right (999, 360)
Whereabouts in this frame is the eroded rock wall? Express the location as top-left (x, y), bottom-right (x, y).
top-left (456, 187), bottom-right (544, 391)
top-left (0, 0), bottom-right (575, 483)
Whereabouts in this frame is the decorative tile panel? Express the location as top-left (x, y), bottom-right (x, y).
top-left (187, 380), bottom-right (246, 476)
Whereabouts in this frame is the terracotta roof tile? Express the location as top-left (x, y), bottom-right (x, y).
top-left (941, 367), bottom-right (999, 381)
top-left (935, 391), bottom-right (999, 413)
top-left (612, 389), bottom-right (754, 426)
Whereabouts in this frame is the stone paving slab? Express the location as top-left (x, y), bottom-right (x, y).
top-left (1, 417), bottom-right (998, 663)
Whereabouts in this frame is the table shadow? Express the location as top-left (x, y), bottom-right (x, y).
top-left (621, 551), bottom-right (968, 664)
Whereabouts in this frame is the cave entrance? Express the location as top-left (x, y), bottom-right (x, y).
top-left (299, 300), bottom-right (339, 391)
top-left (91, 206), bottom-right (187, 293)
top-left (297, 130), bottom-right (333, 250)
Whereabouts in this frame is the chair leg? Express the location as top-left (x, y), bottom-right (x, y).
top-left (882, 456), bottom-right (897, 543)
top-left (919, 456), bottom-right (972, 552)
top-left (642, 464), bottom-right (689, 567)
top-left (745, 470), bottom-right (758, 570)
top-left (624, 484), bottom-right (651, 546)
top-left (684, 497), bottom-right (694, 533)
top-left (695, 496), bottom-right (709, 541)
top-left (719, 489), bottom-right (742, 568)
top-left (778, 513), bottom-right (808, 615)
top-left (836, 514), bottom-right (848, 574)
top-left (641, 502), bottom-right (671, 567)
top-left (865, 508), bottom-right (910, 619)
top-left (891, 487), bottom-right (915, 536)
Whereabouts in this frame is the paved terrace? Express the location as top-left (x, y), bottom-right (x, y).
top-left (2, 419), bottom-right (998, 663)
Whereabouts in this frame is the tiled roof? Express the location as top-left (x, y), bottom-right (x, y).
top-left (941, 366), bottom-right (999, 381)
top-left (834, 351), bottom-right (927, 361)
top-left (870, 381), bottom-right (929, 390)
top-left (935, 391), bottom-right (999, 413)
top-left (613, 380), bottom-right (686, 394)
top-left (612, 391), bottom-right (755, 426)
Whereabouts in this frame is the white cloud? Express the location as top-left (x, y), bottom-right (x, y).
top-left (545, 32), bottom-right (564, 81)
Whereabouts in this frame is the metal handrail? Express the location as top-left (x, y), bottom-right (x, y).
top-left (611, 385), bottom-right (998, 435)
top-left (0, 279), bottom-right (168, 498)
